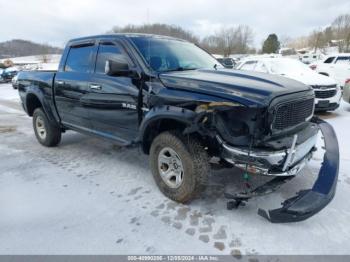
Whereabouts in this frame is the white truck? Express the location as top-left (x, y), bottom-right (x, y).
top-left (310, 54), bottom-right (350, 87)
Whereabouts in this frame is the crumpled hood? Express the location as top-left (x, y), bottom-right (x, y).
top-left (159, 69), bottom-right (312, 107)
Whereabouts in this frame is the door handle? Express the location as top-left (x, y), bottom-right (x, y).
top-left (90, 84), bottom-right (101, 90)
top-left (56, 80), bottom-right (64, 85)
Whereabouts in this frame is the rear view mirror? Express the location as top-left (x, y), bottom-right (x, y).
top-left (105, 59), bottom-right (131, 77)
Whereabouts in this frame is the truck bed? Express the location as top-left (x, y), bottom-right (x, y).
top-left (18, 70), bottom-right (56, 87)
top-left (17, 70), bottom-right (59, 123)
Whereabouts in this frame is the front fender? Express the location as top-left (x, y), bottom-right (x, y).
top-left (137, 105), bottom-right (197, 151)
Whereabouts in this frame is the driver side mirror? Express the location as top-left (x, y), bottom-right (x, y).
top-left (105, 59), bottom-right (132, 77)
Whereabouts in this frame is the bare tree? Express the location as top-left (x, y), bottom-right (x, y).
top-left (286, 36), bottom-right (309, 50)
top-left (331, 14), bottom-right (350, 52)
top-left (36, 43), bottom-right (53, 63)
top-left (284, 14), bottom-right (350, 52)
top-left (235, 25), bottom-right (254, 54)
top-left (308, 29), bottom-right (326, 52)
top-left (279, 35), bottom-right (293, 47)
top-left (37, 54), bottom-right (52, 63)
top-left (110, 23), bottom-right (199, 43)
top-left (201, 35), bottom-right (222, 54)
top-left (200, 25), bottom-right (254, 56)
top-left (323, 26), bottom-right (333, 44)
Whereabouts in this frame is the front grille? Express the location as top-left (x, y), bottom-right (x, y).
top-left (315, 89), bottom-right (337, 99)
top-left (273, 98), bottom-right (314, 130)
top-left (311, 84), bottom-right (337, 89)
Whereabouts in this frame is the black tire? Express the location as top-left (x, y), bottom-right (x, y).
top-left (149, 131), bottom-right (209, 203)
top-left (33, 108), bottom-right (61, 147)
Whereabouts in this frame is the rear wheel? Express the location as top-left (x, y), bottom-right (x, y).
top-left (33, 108), bottom-right (61, 147)
top-left (149, 131), bottom-right (209, 203)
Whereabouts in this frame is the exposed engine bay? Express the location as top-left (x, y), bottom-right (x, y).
top-left (180, 97), bottom-right (338, 223)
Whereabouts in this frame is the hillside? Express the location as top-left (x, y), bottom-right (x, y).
top-left (0, 39), bottom-right (62, 59)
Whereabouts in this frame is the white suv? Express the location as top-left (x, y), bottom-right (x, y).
top-left (310, 54), bottom-right (350, 88)
top-left (236, 57), bottom-right (341, 112)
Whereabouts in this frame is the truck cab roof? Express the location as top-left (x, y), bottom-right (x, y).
top-left (67, 33), bottom-right (187, 46)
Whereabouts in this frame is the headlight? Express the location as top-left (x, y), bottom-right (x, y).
top-left (195, 101), bottom-right (243, 113)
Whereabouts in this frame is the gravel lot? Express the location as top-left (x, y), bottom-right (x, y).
top-left (0, 83), bottom-right (349, 255)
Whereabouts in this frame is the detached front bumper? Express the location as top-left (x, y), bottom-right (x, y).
top-left (258, 118), bottom-right (339, 223)
top-left (221, 118), bottom-right (339, 223)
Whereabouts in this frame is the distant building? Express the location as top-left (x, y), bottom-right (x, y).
top-left (329, 39), bottom-right (344, 47)
top-left (279, 47), bottom-right (297, 56)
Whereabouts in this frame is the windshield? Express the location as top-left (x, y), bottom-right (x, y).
top-left (335, 56), bottom-right (350, 65)
top-left (129, 36), bottom-right (222, 72)
top-left (266, 59), bottom-right (313, 75)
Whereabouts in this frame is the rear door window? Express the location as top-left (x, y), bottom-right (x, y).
top-left (65, 45), bottom-right (94, 72)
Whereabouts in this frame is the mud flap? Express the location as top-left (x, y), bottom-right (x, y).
top-left (258, 118), bottom-right (339, 223)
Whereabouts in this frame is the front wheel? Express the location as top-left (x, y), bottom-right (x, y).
top-left (33, 108), bottom-right (61, 147)
top-left (149, 131), bottom-right (209, 203)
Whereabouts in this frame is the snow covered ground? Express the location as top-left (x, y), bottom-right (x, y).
top-left (0, 83), bottom-right (349, 255)
top-left (0, 54), bottom-right (61, 64)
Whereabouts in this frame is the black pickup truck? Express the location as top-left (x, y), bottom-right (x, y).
top-left (17, 34), bottom-right (339, 223)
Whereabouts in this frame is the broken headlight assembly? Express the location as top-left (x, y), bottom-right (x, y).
top-left (193, 101), bottom-right (261, 147)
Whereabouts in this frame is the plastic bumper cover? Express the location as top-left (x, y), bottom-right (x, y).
top-left (258, 118), bottom-right (339, 223)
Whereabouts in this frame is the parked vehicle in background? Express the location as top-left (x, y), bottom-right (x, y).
top-left (12, 74), bottom-right (19, 89)
top-left (342, 79), bottom-right (350, 103)
top-left (299, 53), bottom-right (323, 65)
top-left (236, 57), bottom-right (341, 112)
top-left (0, 69), bottom-right (3, 82)
top-left (216, 57), bottom-right (235, 68)
top-left (1, 67), bottom-right (18, 82)
top-left (17, 34), bottom-right (339, 223)
top-left (310, 54), bottom-right (350, 87)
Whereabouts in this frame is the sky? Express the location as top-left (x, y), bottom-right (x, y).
top-left (0, 0), bottom-right (349, 48)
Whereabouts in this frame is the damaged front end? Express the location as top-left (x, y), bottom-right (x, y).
top-left (188, 97), bottom-right (339, 223)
